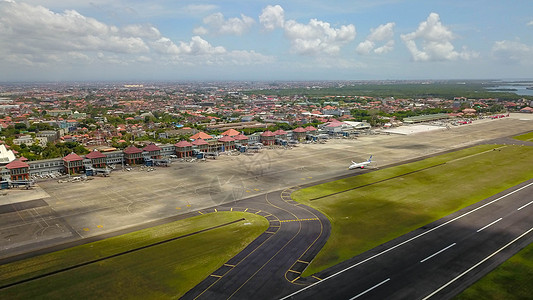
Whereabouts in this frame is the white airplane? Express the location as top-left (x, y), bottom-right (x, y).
top-left (349, 155), bottom-right (373, 169)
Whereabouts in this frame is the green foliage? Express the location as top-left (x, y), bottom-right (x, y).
top-left (0, 212), bottom-right (268, 299)
top-left (293, 145), bottom-right (533, 276)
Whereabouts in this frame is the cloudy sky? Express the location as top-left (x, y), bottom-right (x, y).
top-left (1, 0), bottom-right (532, 82)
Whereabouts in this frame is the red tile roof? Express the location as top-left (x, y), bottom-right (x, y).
top-left (261, 130), bottom-right (275, 137)
top-left (218, 136), bottom-right (235, 142)
top-left (190, 132), bottom-right (212, 140)
top-left (293, 127), bottom-right (306, 133)
top-left (175, 140), bottom-right (193, 147)
top-left (304, 126), bottom-right (317, 131)
top-left (192, 138), bottom-right (208, 146)
top-left (62, 152), bottom-right (83, 162)
top-left (6, 159), bottom-right (29, 169)
top-left (143, 143), bottom-right (161, 152)
top-left (233, 134), bottom-right (248, 140)
top-left (221, 128), bottom-right (240, 136)
top-left (123, 145), bottom-right (142, 154)
top-left (85, 150), bottom-right (106, 159)
top-left (273, 129), bottom-right (288, 135)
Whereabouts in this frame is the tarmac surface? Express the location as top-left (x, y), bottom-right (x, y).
top-left (1, 114), bottom-right (533, 298)
top-left (282, 179), bottom-right (533, 300)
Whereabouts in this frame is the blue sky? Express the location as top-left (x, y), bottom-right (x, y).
top-left (1, 0), bottom-right (532, 81)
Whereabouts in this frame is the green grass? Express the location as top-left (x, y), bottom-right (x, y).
top-left (455, 242), bottom-right (533, 300)
top-left (0, 211), bottom-right (269, 299)
top-left (513, 131), bottom-right (533, 142)
top-left (293, 144), bottom-right (533, 276)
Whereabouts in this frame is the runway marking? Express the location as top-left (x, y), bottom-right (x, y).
top-left (255, 210), bottom-right (262, 214)
top-left (349, 278), bottom-right (391, 300)
top-left (210, 274), bottom-right (222, 278)
top-left (288, 269), bottom-right (301, 274)
top-left (290, 276), bottom-right (300, 283)
top-left (420, 243), bottom-right (456, 263)
top-left (280, 218), bottom-right (318, 223)
top-left (254, 188), bottom-right (260, 191)
top-left (214, 208), bottom-right (217, 212)
top-left (186, 204), bottom-right (191, 207)
top-left (477, 218), bottom-right (503, 232)
top-left (244, 208), bottom-right (249, 212)
top-left (97, 225), bottom-right (103, 228)
top-left (198, 211), bottom-right (204, 215)
top-left (246, 190), bottom-right (251, 193)
top-left (517, 200), bottom-right (533, 211)
top-left (176, 207), bottom-right (181, 210)
top-left (312, 276), bottom-right (322, 281)
top-left (224, 264), bottom-right (235, 267)
top-left (265, 231), bottom-right (276, 234)
top-left (297, 260), bottom-right (309, 264)
top-left (423, 226), bottom-right (533, 300)
top-left (82, 228), bottom-right (89, 232)
top-left (281, 181), bottom-right (533, 299)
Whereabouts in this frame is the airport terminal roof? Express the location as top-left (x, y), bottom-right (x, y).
top-left (143, 143), bottom-right (161, 152)
top-left (221, 128), bottom-right (240, 136)
top-left (123, 146), bottom-right (142, 154)
top-left (233, 134), bottom-right (248, 140)
top-left (62, 152), bottom-right (83, 162)
top-left (85, 150), bottom-right (106, 159)
top-left (191, 138), bottom-right (208, 146)
top-left (6, 159), bottom-right (29, 169)
top-left (190, 132), bottom-right (212, 140)
top-left (175, 140), bottom-right (193, 147)
top-left (261, 130), bottom-right (275, 137)
top-left (218, 136), bottom-right (236, 142)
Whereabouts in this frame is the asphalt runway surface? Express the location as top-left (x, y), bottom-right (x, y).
top-left (281, 179), bottom-right (533, 300)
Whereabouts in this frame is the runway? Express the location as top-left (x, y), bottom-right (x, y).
top-left (182, 186), bottom-right (331, 299)
top-left (281, 179), bottom-right (533, 300)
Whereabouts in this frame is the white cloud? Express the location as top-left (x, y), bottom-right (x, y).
top-left (284, 19), bottom-right (356, 55)
top-left (0, 1), bottom-right (270, 69)
top-left (400, 13), bottom-right (477, 61)
top-left (201, 12), bottom-right (255, 35)
top-left (356, 22), bottom-right (395, 55)
top-left (527, 20), bottom-right (533, 26)
top-left (492, 40), bottom-right (533, 64)
top-left (259, 5), bottom-right (285, 31)
top-left (183, 4), bottom-right (218, 15)
top-left (192, 26), bottom-right (208, 35)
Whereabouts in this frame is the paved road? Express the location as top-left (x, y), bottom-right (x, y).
top-left (281, 179), bottom-right (533, 300)
top-left (182, 185), bottom-right (331, 300)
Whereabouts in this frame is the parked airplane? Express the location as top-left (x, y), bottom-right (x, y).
top-left (349, 155), bottom-right (372, 169)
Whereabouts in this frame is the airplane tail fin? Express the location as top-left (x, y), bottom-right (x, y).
top-left (368, 155), bottom-right (373, 162)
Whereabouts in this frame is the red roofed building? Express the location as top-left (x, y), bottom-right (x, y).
top-left (85, 150), bottom-right (106, 168)
top-left (6, 159), bottom-right (30, 180)
top-left (143, 143), bottom-right (162, 159)
top-left (218, 135), bottom-right (236, 151)
top-left (221, 128), bottom-right (240, 137)
top-left (233, 134), bottom-right (249, 146)
top-left (123, 146), bottom-right (143, 165)
top-left (62, 152), bottom-right (84, 174)
top-left (190, 131), bottom-right (212, 140)
top-left (273, 129), bottom-right (288, 140)
top-left (260, 130), bottom-right (275, 146)
top-left (191, 138), bottom-right (209, 152)
top-left (175, 140), bottom-right (193, 158)
top-left (292, 127), bottom-right (307, 141)
top-left (304, 126), bottom-right (317, 133)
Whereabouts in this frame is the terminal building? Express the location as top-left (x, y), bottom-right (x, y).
top-left (0, 125), bottom-right (364, 180)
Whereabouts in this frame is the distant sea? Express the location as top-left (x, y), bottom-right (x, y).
top-left (487, 82), bottom-right (533, 96)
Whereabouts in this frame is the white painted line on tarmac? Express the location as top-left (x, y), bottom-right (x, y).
top-left (422, 226), bottom-right (533, 300)
top-left (517, 200), bottom-right (533, 211)
top-left (477, 218), bottom-right (503, 232)
top-left (280, 181), bottom-right (533, 300)
top-left (349, 278), bottom-right (391, 300)
top-left (420, 243), bottom-right (456, 263)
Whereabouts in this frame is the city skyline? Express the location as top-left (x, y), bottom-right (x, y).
top-left (1, 0), bottom-right (533, 82)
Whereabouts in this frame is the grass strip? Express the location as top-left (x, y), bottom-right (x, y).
top-left (292, 144), bottom-right (533, 276)
top-left (455, 241), bottom-right (533, 300)
top-left (0, 211), bottom-right (269, 299)
top-left (513, 131), bottom-right (533, 142)
top-left (0, 218), bottom-right (245, 290)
